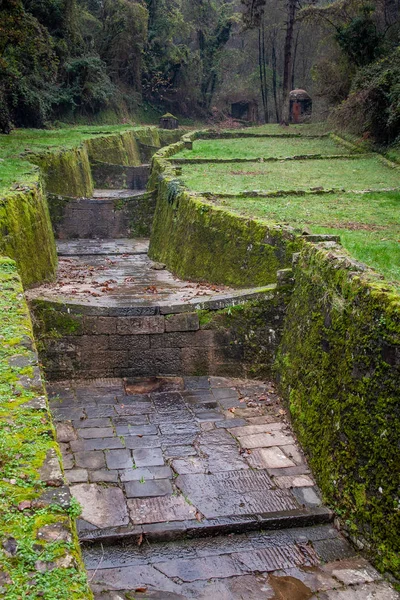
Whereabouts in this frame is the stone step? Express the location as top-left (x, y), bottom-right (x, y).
top-left (83, 525), bottom-right (396, 600)
top-left (90, 162), bottom-right (151, 190)
top-left (51, 189), bottom-right (154, 240)
top-left (78, 505), bottom-right (333, 546)
top-left (57, 238), bottom-right (149, 256)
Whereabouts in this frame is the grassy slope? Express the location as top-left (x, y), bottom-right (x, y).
top-left (0, 125), bottom-right (146, 196)
top-left (180, 157), bottom-right (400, 194)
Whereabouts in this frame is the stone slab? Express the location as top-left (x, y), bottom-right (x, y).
top-left (132, 448), bottom-right (165, 467)
top-left (71, 484), bottom-right (129, 529)
top-left (237, 432), bottom-right (296, 449)
top-left (247, 447), bottom-right (296, 469)
top-left (106, 450), bottom-right (134, 470)
top-left (176, 470), bottom-right (299, 519)
top-left (124, 479), bottom-right (173, 498)
top-left (128, 495), bottom-right (197, 525)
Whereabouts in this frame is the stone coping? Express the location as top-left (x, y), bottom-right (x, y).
top-left (171, 153), bottom-right (367, 164)
top-left (29, 285), bottom-right (278, 316)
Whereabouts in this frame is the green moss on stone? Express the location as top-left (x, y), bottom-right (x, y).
top-left (276, 243), bottom-right (400, 577)
top-left (0, 182), bottom-right (57, 287)
top-left (31, 147), bottom-right (93, 198)
top-left (0, 258), bottom-right (92, 599)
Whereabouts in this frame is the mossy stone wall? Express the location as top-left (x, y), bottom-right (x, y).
top-left (31, 148), bottom-right (94, 198)
top-left (148, 136), bottom-right (301, 287)
top-left (0, 257), bottom-right (92, 599)
top-left (0, 181), bottom-right (57, 287)
top-left (276, 244), bottom-right (400, 577)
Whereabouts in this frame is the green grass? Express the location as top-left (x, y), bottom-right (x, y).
top-left (180, 157), bottom-right (400, 194)
top-left (175, 136), bottom-right (353, 160)
top-left (0, 125), bottom-right (147, 195)
top-left (224, 123), bottom-right (331, 135)
top-left (208, 191), bottom-right (400, 286)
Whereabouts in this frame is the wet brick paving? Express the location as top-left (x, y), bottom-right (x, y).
top-left (48, 376), bottom-right (400, 599)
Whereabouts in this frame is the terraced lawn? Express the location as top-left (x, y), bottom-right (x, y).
top-left (175, 136), bottom-right (354, 160)
top-left (180, 157), bottom-right (400, 194)
top-left (208, 191), bottom-right (400, 285)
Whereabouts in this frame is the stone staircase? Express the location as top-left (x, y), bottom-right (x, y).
top-left (37, 151), bottom-right (400, 599)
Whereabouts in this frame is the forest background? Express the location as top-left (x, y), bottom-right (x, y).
top-left (0, 0), bottom-right (399, 143)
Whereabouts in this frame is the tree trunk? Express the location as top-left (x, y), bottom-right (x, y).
top-left (258, 22), bottom-right (269, 122)
top-left (281, 0), bottom-right (297, 125)
top-left (271, 34), bottom-right (280, 123)
top-left (291, 28), bottom-right (300, 91)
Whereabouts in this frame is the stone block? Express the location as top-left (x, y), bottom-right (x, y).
top-left (83, 316), bottom-right (117, 335)
top-left (105, 449), bottom-right (133, 470)
top-left (165, 312), bottom-right (199, 333)
top-left (56, 422), bottom-right (77, 443)
top-left (127, 349), bottom-right (181, 376)
top-left (89, 470), bottom-right (119, 483)
top-left (132, 448), bottom-right (164, 467)
top-left (246, 447), bottom-right (296, 470)
top-left (79, 335), bottom-right (108, 355)
top-left (80, 351), bottom-right (129, 370)
top-left (237, 432), bottom-right (296, 449)
top-left (181, 348), bottom-right (213, 375)
top-left (127, 495), bottom-right (196, 524)
top-left (78, 427), bottom-right (115, 439)
top-left (150, 332), bottom-right (196, 349)
top-left (74, 451), bottom-right (106, 470)
top-left (124, 479), bottom-right (173, 498)
top-left (120, 466), bottom-right (172, 482)
top-left (108, 335), bottom-right (150, 351)
top-left (71, 484), bottom-right (129, 529)
top-left (116, 316), bottom-right (165, 335)
top-left (66, 469), bottom-right (88, 484)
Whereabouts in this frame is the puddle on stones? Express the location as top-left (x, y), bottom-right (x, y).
top-left (124, 377), bottom-right (184, 395)
top-left (269, 575), bottom-right (313, 600)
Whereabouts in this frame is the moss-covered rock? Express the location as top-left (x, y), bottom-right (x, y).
top-left (276, 243), bottom-right (400, 577)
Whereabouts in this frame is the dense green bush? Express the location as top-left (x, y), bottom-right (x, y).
top-left (333, 48), bottom-right (400, 143)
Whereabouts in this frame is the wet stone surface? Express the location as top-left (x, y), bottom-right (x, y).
top-left (86, 529), bottom-right (399, 599)
top-left (27, 239), bottom-right (233, 307)
top-left (49, 376), bottom-right (330, 537)
top-left (49, 376), bottom-right (399, 599)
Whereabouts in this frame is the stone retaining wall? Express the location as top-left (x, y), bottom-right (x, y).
top-left (30, 285), bottom-right (291, 381)
top-left (0, 181), bottom-right (57, 287)
top-left (276, 243), bottom-right (400, 577)
top-left (90, 162), bottom-right (151, 190)
top-left (47, 191), bottom-right (156, 239)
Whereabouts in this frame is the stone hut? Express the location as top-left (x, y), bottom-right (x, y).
top-left (159, 113), bottom-right (179, 130)
top-left (289, 89), bottom-right (312, 123)
top-left (231, 101), bottom-right (258, 123)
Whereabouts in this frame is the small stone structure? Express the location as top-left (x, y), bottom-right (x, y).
top-left (231, 101), bottom-right (258, 122)
top-left (159, 113), bottom-right (179, 130)
top-left (290, 89), bottom-right (312, 123)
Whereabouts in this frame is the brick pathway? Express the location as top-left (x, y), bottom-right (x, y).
top-left (49, 376), bottom-right (400, 599)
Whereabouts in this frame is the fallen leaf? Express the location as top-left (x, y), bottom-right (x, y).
top-left (137, 534), bottom-right (143, 547)
top-left (135, 587), bottom-right (147, 593)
